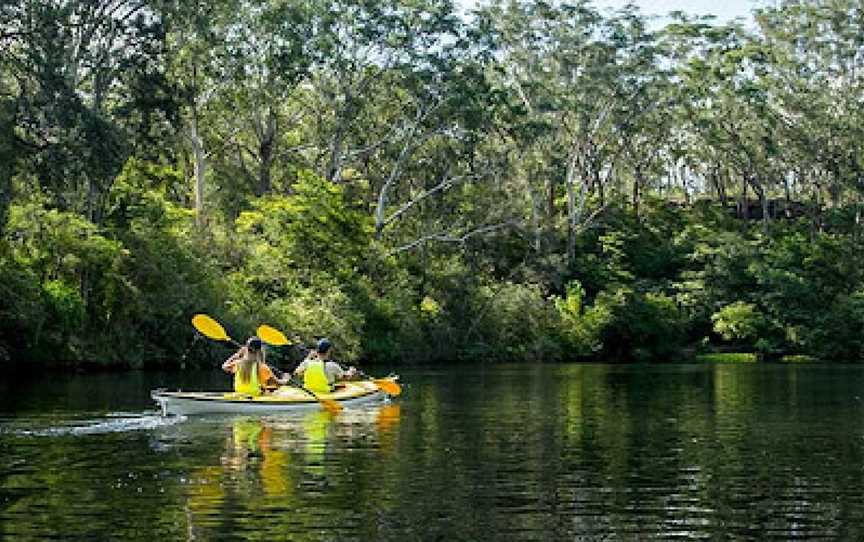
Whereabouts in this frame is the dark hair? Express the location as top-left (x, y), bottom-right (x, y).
top-left (316, 338), bottom-right (332, 354)
top-left (237, 337), bottom-right (264, 385)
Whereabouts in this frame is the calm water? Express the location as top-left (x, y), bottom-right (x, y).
top-left (3, 363), bottom-right (864, 540)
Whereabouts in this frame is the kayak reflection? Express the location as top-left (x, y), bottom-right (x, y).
top-left (225, 418), bottom-right (292, 497)
top-left (183, 402), bottom-right (401, 537)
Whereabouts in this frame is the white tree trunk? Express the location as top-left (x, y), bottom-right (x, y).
top-left (190, 107), bottom-right (206, 228)
top-left (566, 148), bottom-right (580, 263)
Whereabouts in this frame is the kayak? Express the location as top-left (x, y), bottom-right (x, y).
top-left (151, 379), bottom-right (393, 416)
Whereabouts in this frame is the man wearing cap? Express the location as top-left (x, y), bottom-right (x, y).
top-left (293, 338), bottom-right (357, 393)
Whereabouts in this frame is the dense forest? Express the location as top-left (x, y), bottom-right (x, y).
top-left (1, 0), bottom-right (863, 368)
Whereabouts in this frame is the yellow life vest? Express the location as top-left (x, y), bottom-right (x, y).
top-left (303, 360), bottom-right (331, 393)
top-left (234, 362), bottom-right (261, 396)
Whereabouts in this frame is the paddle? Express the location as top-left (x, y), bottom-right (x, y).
top-left (191, 314), bottom-right (342, 414)
top-left (256, 324), bottom-right (402, 397)
top-left (192, 314), bottom-right (241, 346)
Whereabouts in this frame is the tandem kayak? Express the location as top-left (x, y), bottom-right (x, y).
top-left (151, 379), bottom-right (394, 416)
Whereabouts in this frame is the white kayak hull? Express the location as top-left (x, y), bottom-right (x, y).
top-left (151, 380), bottom-right (389, 416)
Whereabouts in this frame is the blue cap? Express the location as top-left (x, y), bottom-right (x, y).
top-left (316, 338), bottom-right (332, 354)
top-left (247, 337), bottom-right (263, 351)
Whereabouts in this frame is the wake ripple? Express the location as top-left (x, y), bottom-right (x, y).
top-left (2, 411), bottom-right (186, 437)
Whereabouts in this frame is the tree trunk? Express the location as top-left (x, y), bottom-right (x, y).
top-left (594, 167), bottom-right (604, 208)
top-left (739, 174), bottom-right (749, 220)
top-left (0, 184), bottom-right (8, 236)
top-left (529, 180), bottom-right (542, 252)
top-left (566, 151), bottom-right (578, 264)
top-left (759, 185), bottom-right (769, 234)
top-left (713, 167), bottom-right (727, 205)
top-left (855, 196), bottom-right (862, 242)
top-left (811, 174), bottom-right (822, 236)
top-left (255, 108), bottom-right (277, 196)
top-left (829, 181), bottom-right (841, 208)
top-left (86, 177), bottom-right (103, 225)
top-left (749, 174), bottom-right (769, 234)
top-left (190, 106), bottom-right (206, 228)
top-left (681, 163), bottom-right (690, 205)
top-left (632, 165), bottom-right (642, 218)
top-left (327, 125), bottom-right (345, 183)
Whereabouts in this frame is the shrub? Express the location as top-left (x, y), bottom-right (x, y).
top-left (711, 301), bottom-right (764, 343)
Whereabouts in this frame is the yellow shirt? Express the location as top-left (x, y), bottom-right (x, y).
top-left (229, 363), bottom-right (276, 396)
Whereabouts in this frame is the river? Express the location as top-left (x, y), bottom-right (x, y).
top-left (2, 363), bottom-right (864, 540)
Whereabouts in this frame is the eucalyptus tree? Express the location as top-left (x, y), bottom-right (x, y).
top-left (754, 0), bottom-right (864, 218)
top-left (481, 1), bottom-right (669, 262)
top-left (472, 0), bottom-right (570, 254)
top-left (283, 0), bottom-right (517, 255)
top-left (0, 0), bottom-right (175, 223)
top-left (0, 78), bottom-right (17, 232)
top-left (601, 7), bottom-right (673, 217)
top-left (371, 61), bottom-right (515, 252)
top-left (202, 1), bottom-right (314, 204)
top-left (669, 18), bottom-right (783, 228)
top-left (162, 0), bottom-right (241, 226)
top-left (661, 14), bottom-right (728, 203)
top-left (295, 0), bottom-right (463, 182)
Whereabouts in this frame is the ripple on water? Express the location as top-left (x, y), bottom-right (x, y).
top-left (0, 411), bottom-right (186, 437)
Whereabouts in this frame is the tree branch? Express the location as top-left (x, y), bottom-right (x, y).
top-left (388, 221), bottom-right (520, 255)
top-left (382, 172), bottom-right (474, 229)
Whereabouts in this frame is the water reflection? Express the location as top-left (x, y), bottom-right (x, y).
top-left (6, 366), bottom-right (864, 540)
top-left (181, 402), bottom-right (402, 540)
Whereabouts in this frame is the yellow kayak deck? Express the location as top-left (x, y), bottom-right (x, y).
top-left (224, 380), bottom-right (381, 402)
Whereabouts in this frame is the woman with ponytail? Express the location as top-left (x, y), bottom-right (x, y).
top-left (222, 337), bottom-right (288, 396)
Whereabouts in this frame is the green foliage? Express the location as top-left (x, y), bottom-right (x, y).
top-left (5, 1), bottom-right (864, 368)
top-left (43, 279), bottom-right (85, 334)
top-left (7, 201), bottom-right (126, 286)
top-left (712, 301), bottom-right (763, 342)
top-left (0, 246), bottom-right (45, 362)
top-left (808, 291), bottom-right (864, 361)
top-left (224, 171), bottom-right (374, 363)
top-left (555, 280), bottom-right (605, 357)
top-left (4, 202), bottom-right (123, 360)
top-left (556, 263), bottom-right (687, 361)
top-left (264, 282), bottom-right (366, 363)
top-left (469, 281), bottom-right (562, 361)
top-left (695, 353), bottom-right (758, 363)
top-left (593, 288), bottom-right (687, 362)
top-left (235, 171), bottom-right (372, 284)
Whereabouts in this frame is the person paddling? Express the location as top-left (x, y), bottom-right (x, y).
top-left (222, 337), bottom-right (288, 396)
top-left (293, 338), bottom-right (357, 393)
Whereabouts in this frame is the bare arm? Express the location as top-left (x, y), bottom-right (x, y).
top-left (293, 356), bottom-right (314, 376)
top-left (222, 349), bottom-right (244, 373)
top-left (325, 361), bottom-right (357, 382)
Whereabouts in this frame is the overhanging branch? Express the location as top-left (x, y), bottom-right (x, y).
top-left (388, 221), bottom-right (520, 255)
top-left (382, 172), bottom-right (476, 229)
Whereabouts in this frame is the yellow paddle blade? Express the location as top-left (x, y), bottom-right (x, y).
top-left (256, 324), bottom-right (291, 346)
top-left (192, 314), bottom-right (230, 342)
top-left (374, 379), bottom-right (402, 397)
